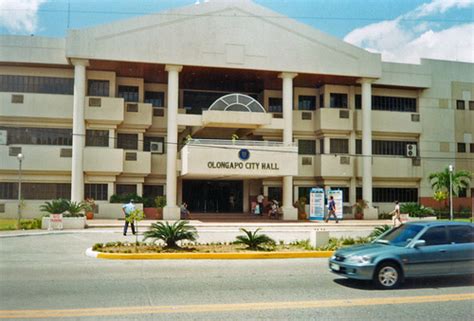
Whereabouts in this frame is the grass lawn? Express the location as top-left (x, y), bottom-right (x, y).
top-left (0, 219), bottom-right (18, 231)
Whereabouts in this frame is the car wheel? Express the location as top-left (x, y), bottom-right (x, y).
top-left (374, 263), bottom-right (401, 289)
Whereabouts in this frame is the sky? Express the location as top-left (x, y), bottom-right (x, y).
top-left (0, 0), bottom-right (473, 64)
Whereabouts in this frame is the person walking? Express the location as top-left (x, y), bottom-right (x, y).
top-left (180, 202), bottom-right (191, 220)
top-left (325, 196), bottom-right (339, 223)
top-left (122, 199), bottom-right (136, 236)
top-left (390, 201), bottom-right (402, 227)
top-left (257, 193), bottom-right (264, 216)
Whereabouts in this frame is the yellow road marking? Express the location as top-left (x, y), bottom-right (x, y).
top-left (1, 293), bottom-right (473, 319)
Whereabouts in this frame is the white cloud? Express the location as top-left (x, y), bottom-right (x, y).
top-left (344, 0), bottom-right (474, 63)
top-left (0, 0), bottom-right (47, 34)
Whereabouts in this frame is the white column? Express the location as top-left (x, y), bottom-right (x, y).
top-left (360, 79), bottom-right (373, 206)
top-left (279, 72), bottom-right (298, 220)
top-left (137, 133), bottom-right (144, 151)
top-left (163, 65), bottom-right (182, 220)
top-left (71, 59), bottom-right (89, 202)
top-left (108, 129), bottom-right (115, 148)
top-left (137, 183), bottom-right (143, 197)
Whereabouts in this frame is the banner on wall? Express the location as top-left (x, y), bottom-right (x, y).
top-left (327, 189), bottom-right (343, 220)
top-left (309, 188), bottom-right (325, 221)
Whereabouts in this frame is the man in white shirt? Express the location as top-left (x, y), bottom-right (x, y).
top-left (257, 193), bottom-right (264, 216)
top-left (122, 199), bottom-right (136, 236)
top-left (390, 201), bottom-right (401, 227)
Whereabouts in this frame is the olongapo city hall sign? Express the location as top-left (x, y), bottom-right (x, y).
top-left (181, 145), bottom-right (298, 178)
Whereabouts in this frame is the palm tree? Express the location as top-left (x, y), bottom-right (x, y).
top-left (143, 221), bottom-right (197, 248)
top-left (429, 167), bottom-right (472, 197)
top-left (234, 228), bottom-right (275, 251)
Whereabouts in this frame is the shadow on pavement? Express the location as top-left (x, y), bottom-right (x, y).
top-left (333, 274), bottom-right (474, 290)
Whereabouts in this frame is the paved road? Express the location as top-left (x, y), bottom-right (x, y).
top-left (1, 233), bottom-right (473, 320)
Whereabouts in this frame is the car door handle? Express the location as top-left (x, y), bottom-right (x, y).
top-left (439, 249), bottom-right (447, 253)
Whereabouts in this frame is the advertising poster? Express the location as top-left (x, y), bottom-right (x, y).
top-left (309, 188), bottom-right (325, 221)
top-left (327, 189), bottom-right (343, 220)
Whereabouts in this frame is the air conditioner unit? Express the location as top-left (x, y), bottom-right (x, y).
top-left (150, 141), bottom-right (163, 154)
top-left (406, 144), bottom-right (417, 157)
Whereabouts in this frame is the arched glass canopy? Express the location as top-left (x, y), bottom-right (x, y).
top-left (208, 93), bottom-right (266, 113)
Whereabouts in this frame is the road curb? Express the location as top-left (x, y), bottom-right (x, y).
top-left (85, 248), bottom-right (334, 260)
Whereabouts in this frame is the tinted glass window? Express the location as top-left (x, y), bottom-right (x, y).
top-left (379, 224), bottom-right (424, 247)
top-left (117, 133), bottom-right (138, 150)
top-left (268, 97), bottom-right (282, 113)
top-left (448, 225), bottom-right (474, 244)
top-left (330, 93), bottom-right (348, 108)
top-left (420, 226), bottom-right (449, 246)
top-left (0, 75), bottom-right (74, 95)
top-left (298, 96), bottom-right (316, 111)
top-left (298, 140), bottom-right (316, 155)
top-left (118, 86), bottom-right (139, 102)
top-left (144, 91), bottom-right (164, 107)
top-left (86, 130), bottom-right (109, 147)
top-left (1, 127), bottom-right (72, 146)
top-left (88, 80), bottom-right (109, 97)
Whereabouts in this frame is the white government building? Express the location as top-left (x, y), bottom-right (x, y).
top-left (0, 0), bottom-right (473, 220)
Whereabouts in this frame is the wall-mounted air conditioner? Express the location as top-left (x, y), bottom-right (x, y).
top-left (150, 142), bottom-right (163, 154)
top-left (406, 144), bottom-right (417, 157)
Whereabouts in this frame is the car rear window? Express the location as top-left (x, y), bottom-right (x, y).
top-left (448, 225), bottom-right (474, 244)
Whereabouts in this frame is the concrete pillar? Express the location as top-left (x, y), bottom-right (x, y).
top-left (163, 65), bottom-right (182, 220)
top-left (243, 180), bottom-right (250, 213)
top-left (71, 59), bottom-right (89, 202)
top-left (137, 133), bottom-right (144, 151)
top-left (108, 129), bottom-right (115, 148)
top-left (279, 72), bottom-right (298, 220)
top-left (137, 183), bottom-right (143, 197)
top-left (107, 183), bottom-right (114, 201)
top-left (360, 79), bottom-right (373, 206)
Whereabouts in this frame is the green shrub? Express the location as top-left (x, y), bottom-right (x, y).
top-left (64, 200), bottom-right (85, 217)
top-left (40, 199), bottom-right (68, 214)
top-left (18, 219), bottom-right (41, 230)
top-left (234, 228), bottom-right (276, 251)
top-left (92, 243), bottom-right (103, 251)
top-left (155, 196), bottom-right (166, 209)
top-left (143, 221), bottom-right (198, 248)
top-left (110, 193), bottom-right (144, 204)
top-left (400, 203), bottom-right (434, 217)
top-left (378, 212), bottom-right (392, 220)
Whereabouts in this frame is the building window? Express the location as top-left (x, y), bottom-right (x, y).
top-left (86, 130), bottom-right (109, 147)
top-left (458, 188), bottom-right (467, 198)
top-left (356, 187), bottom-right (362, 201)
top-left (118, 86), bottom-right (139, 102)
top-left (144, 136), bottom-right (165, 153)
top-left (373, 140), bottom-right (417, 156)
top-left (457, 143), bottom-right (466, 153)
top-left (319, 94), bottom-right (324, 108)
top-left (356, 95), bottom-right (416, 112)
top-left (330, 93), bottom-right (348, 108)
top-left (373, 188), bottom-right (418, 202)
top-left (0, 183), bottom-right (70, 200)
top-left (298, 187), bottom-right (312, 204)
top-left (456, 100), bottom-right (465, 110)
top-left (298, 96), bottom-right (316, 111)
top-left (356, 139), bottom-right (362, 154)
top-left (117, 133), bottom-right (138, 150)
top-left (183, 91), bottom-right (231, 115)
top-left (355, 95), bottom-right (361, 109)
top-left (116, 184), bottom-right (137, 196)
top-left (144, 91), bottom-right (165, 107)
top-left (268, 97), bottom-right (282, 113)
top-left (0, 127), bottom-right (72, 146)
top-left (330, 187), bottom-right (349, 202)
top-left (469, 101), bottom-right (474, 110)
top-left (330, 138), bottom-right (349, 154)
top-left (470, 143), bottom-right (474, 153)
top-left (0, 75), bottom-right (74, 95)
top-left (88, 80), bottom-right (109, 97)
top-left (268, 187), bottom-right (282, 203)
top-left (143, 185), bottom-right (164, 199)
top-left (319, 139), bottom-right (325, 154)
top-left (85, 184), bottom-right (108, 201)
top-left (298, 140), bottom-right (316, 155)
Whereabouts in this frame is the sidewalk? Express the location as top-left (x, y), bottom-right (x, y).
top-left (0, 219), bottom-right (392, 243)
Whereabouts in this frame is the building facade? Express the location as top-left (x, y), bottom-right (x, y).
top-left (1, 1), bottom-right (473, 220)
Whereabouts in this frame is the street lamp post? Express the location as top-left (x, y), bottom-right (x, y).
top-left (448, 164), bottom-right (453, 221)
top-left (17, 153), bottom-right (24, 229)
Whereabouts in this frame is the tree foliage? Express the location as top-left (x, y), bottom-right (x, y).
top-left (429, 167), bottom-right (471, 196)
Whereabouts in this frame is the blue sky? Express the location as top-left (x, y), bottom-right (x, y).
top-left (1, 0), bottom-right (473, 63)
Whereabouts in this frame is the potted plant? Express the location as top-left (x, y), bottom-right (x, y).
top-left (352, 199), bottom-right (368, 220)
top-left (155, 195), bottom-right (166, 220)
top-left (84, 198), bottom-right (96, 220)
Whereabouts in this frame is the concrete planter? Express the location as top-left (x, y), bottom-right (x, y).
top-left (42, 216), bottom-right (86, 230)
top-left (96, 203), bottom-right (143, 219)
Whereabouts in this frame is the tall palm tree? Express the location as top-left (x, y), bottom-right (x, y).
top-left (429, 167), bottom-right (472, 196)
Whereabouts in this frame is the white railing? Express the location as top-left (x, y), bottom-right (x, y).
top-left (186, 139), bottom-right (296, 148)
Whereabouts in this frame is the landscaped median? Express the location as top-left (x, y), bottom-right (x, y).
top-left (85, 248), bottom-right (334, 260)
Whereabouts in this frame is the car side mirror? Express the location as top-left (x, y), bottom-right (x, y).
top-left (413, 240), bottom-right (426, 248)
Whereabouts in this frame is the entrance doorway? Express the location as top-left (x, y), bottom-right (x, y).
top-left (182, 180), bottom-right (243, 213)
